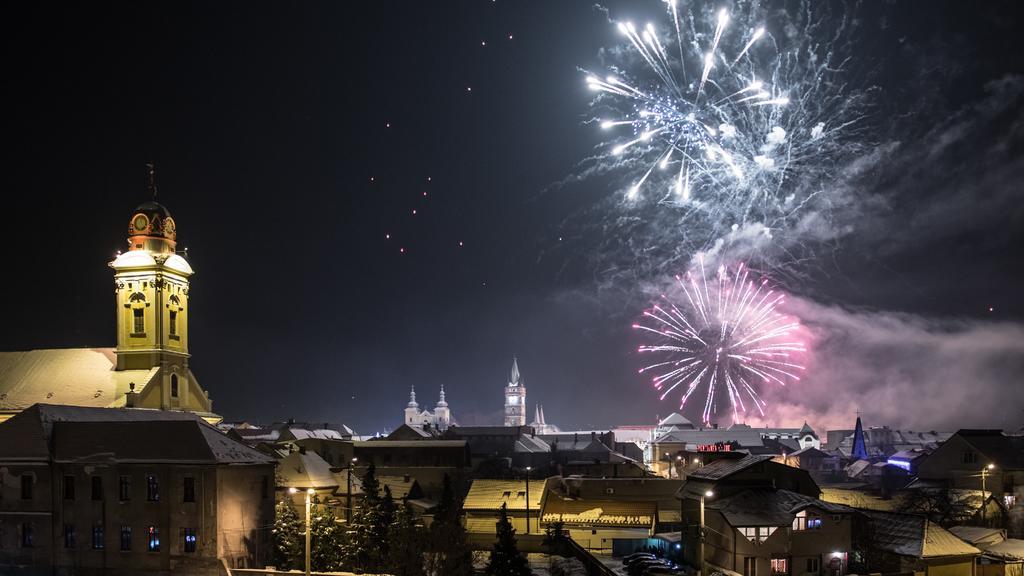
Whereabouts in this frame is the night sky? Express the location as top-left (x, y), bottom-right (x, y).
top-left (3, 1), bottom-right (1023, 434)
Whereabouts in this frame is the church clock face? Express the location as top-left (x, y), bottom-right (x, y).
top-left (132, 214), bottom-right (149, 232)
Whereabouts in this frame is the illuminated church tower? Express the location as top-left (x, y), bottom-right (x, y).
top-left (108, 165), bottom-right (215, 417)
top-left (504, 356), bottom-right (526, 427)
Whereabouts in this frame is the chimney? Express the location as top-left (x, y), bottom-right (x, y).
top-left (403, 474), bottom-right (411, 483)
top-left (299, 446), bottom-right (307, 455)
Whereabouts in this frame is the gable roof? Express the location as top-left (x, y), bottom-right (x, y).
top-left (687, 454), bottom-right (775, 481)
top-left (0, 349), bottom-right (157, 413)
top-left (956, 430), bottom-right (1024, 469)
top-left (948, 526), bottom-right (1006, 548)
top-left (861, 510), bottom-right (980, 558)
top-left (277, 450), bottom-right (339, 489)
top-left (464, 479), bottom-right (546, 512)
top-left (709, 489), bottom-right (854, 527)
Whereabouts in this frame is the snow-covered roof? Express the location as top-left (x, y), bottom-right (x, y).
top-left (983, 539), bottom-right (1024, 562)
top-left (861, 510), bottom-right (980, 558)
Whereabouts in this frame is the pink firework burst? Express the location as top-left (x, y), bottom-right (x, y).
top-left (633, 259), bottom-right (805, 424)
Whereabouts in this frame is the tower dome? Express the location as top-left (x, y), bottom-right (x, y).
top-left (128, 200), bottom-right (177, 252)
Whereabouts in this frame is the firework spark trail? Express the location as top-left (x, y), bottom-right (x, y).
top-left (633, 259), bottom-right (805, 424)
top-left (571, 0), bottom-right (877, 281)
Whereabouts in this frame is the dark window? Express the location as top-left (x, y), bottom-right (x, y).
top-left (21, 475), bottom-right (32, 500)
top-left (147, 475), bottom-right (159, 502)
top-left (92, 476), bottom-right (103, 501)
top-left (807, 558), bottom-right (819, 573)
top-left (63, 524), bottom-right (75, 548)
top-left (64, 475), bottom-right (75, 500)
top-left (22, 523), bottom-right (34, 548)
top-left (962, 451), bottom-right (978, 464)
top-left (170, 374), bottom-right (179, 397)
top-left (169, 310), bottom-right (177, 335)
top-left (120, 526), bottom-right (132, 551)
top-left (147, 526), bottom-right (160, 552)
top-left (181, 527), bottom-right (197, 553)
top-left (133, 308), bottom-right (145, 334)
top-left (261, 476), bottom-right (269, 500)
top-left (119, 476), bottom-right (131, 501)
top-left (92, 525), bottom-right (104, 549)
top-left (183, 477), bottom-right (195, 503)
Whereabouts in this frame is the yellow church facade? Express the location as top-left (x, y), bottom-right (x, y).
top-left (0, 186), bottom-right (220, 423)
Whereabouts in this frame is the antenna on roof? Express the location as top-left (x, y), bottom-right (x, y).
top-left (146, 161), bottom-right (158, 200)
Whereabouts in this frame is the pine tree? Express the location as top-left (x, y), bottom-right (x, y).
top-left (389, 498), bottom-right (427, 576)
top-left (485, 503), bottom-right (532, 576)
top-left (341, 463), bottom-right (386, 573)
top-left (426, 474), bottom-right (474, 576)
top-left (272, 499), bottom-right (303, 570)
top-left (309, 500), bottom-right (345, 571)
top-left (378, 485), bottom-right (397, 558)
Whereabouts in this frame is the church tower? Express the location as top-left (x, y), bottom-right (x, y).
top-left (434, 385), bottom-right (451, 431)
top-left (108, 165), bottom-right (214, 416)
top-left (504, 356), bottom-right (526, 427)
top-left (404, 386), bottom-right (420, 425)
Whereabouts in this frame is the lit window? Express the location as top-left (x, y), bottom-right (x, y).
top-left (147, 526), bottom-right (160, 552)
top-left (120, 526), bottom-right (132, 551)
top-left (64, 524), bottom-right (75, 548)
top-left (771, 558), bottom-right (788, 576)
top-left (739, 526), bottom-right (778, 543)
top-left (183, 477), bottom-right (195, 503)
top-left (133, 308), bottom-right (145, 334)
top-left (119, 476), bottom-right (131, 502)
top-left (793, 515), bottom-right (821, 531)
top-left (92, 525), bottom-right (104, 550)
top-left (147, 475), bottom-right (159, 502)
top-left (170, 374), bottom-right (179, 398)
top-left (181, 527), bottom-right (197, 553)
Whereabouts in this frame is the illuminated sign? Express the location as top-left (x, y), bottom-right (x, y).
top-left (885, 458), bottom-right (911, 471)
top-left (542, 507), bottom-right (653, 527)
top-left (696, 443), bottom-right (733, 452)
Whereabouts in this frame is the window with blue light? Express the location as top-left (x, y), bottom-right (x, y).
top-left (182, 527), bottom-right (197, 553)
top-left (147, 526), bottom-right (160, 552)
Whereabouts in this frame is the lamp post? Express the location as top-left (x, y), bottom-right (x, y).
top-left (525, 466), bottom-right (532, 534)
top-left (699, 490), bottom-right (713, 576)
top-left (981, 463), bottom-right (995, 523)
top-left (676, 455), bottom-right (683, 478)
top-left (346, 457), bottom-right (358, 523)
top-left (665, 452), bottom-right (672, 478)
top-left (289, 487), bottom-right (316, 576)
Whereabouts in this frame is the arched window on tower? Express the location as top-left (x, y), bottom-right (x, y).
top-left (170, 374), bottom-right (179, 398)
top-left (128, 293), bottom-right (147, 336)
top-left (167, 295), bottom-right (182, 340)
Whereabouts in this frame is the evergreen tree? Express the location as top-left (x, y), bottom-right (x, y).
top-left (485, 503), bottom-right (531, 576)
top-left (389, 498), bottom-right (427, 576)
top-left (309, 500), bottom-right (345, 571)
top-left (341, 463), bottom-right (385, 573)
top-left (426, 474), bottom-right (474, 576)
top-left (272, 499), bottom-right (303, 570)
top-left (378, 485), bottom-right (397, 558)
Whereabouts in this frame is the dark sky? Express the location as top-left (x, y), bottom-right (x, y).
top-left (3, 1), bottom-right (1023, 434)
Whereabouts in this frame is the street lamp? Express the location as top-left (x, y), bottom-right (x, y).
top-left (665, 452), bottom-right (672, 478)
top-left (288, 487), bottom-right (316, 576)
top-left (525, 466), bottom-right (533, 534)
top-left (981, 463), bottom-right (996, 523)
top-left (346, 457), bottom-right (358, 523)
top-left (699, 490), bottom-right (714, 576)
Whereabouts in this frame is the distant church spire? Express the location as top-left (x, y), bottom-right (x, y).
top-left (533, 403), bottom-right (543, 425)
top-left (408, 385), bottom-right (418, 408)
top-left (510, 356), bottom-right (521, 386)
top-left (437, 384), bottom-right (448, 407)
top-left (852, 414), bottom-right (868, 460)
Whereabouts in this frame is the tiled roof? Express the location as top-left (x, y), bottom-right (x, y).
top-left (709, 489), bottom-right (855, 527)
top-left (46, 419), bottom-right (272, 465)
top-left (354, 440), bottom-right (467, 449)
top-left (464, 479), bottom-right (546, 511)
top-left (277, 450), bottom-right (339, 489)
top-left (0, 348), bottom-right (158, 412)
top-left (655, 427), bottom-right (765, 447)
top-left (514, 434), bottom-right (550, 453)
top-left (687, 454), bottom-right (774, 481)
top-left (861, 510), bottom-right (980, 558)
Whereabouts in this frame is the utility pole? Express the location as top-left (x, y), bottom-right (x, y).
top-left (699, 490), bottom-right (713, 576)
top-left (525, 466), bottom-right (532, 534)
